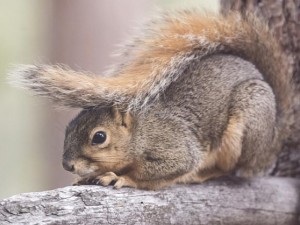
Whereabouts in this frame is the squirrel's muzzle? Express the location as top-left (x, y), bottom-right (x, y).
top-left (62, 159), bottom-right (75, 172)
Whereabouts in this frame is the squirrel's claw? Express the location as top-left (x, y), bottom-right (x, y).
top-left (113, 177), bottom-right (126, 189)
top-left (96, 172), bottom-right (136, 189)
top-left (97, 172), bottom-right (118, 187)
top-left (72, 172), bottom-right (121, 187)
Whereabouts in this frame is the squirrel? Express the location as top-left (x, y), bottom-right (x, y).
top-left (10, 10), bottom-right (293, 190)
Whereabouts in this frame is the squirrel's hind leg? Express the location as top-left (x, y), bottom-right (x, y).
top-left (227, 79), bottom-right (277, 176)
top-left (180, 79), bottom-right (277, 183)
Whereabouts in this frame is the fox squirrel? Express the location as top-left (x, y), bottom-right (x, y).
top-left (10, 10), bottom-right (293, 190)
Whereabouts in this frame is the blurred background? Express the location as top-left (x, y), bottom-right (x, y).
top-left (0, 0), bottom-right (219, 199)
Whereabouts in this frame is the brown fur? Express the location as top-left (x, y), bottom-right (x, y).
top-left (216, 116), bottom-right (244, 171)
top-left (171, 115), bottom-right (245, 187)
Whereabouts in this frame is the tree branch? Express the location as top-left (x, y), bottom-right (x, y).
top-left (0, 177), bottom-right (299, 225)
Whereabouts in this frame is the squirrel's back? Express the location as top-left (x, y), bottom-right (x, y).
top-left (161, 54), bottom-right (263, 138)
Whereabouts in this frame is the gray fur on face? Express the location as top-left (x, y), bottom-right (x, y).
top-left (63, 107), bottom-right (113, 160)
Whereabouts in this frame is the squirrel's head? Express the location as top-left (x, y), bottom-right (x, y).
top-left (62, 106), bottom-right (134, 178)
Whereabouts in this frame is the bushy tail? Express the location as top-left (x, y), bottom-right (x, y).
top-left (9, 11), bottom-right (293, 136)
top-left (8, 65), bottom-right (136, 108)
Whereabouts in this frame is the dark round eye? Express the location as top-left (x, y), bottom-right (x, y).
top-left (92, 131), bottom-right (107, 145)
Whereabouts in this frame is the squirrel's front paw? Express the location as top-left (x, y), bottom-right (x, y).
top-left (72, 172), bottom-right (136, 189)
top-left (96, 172), bottom-right (136, 189)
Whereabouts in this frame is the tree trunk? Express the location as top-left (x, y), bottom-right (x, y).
top-left (221, 0), bottom-right (300, 178)
top-left (0, 177), bottom-right (299, 225)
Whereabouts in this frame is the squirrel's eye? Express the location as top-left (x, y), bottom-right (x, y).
top-left (92, 131), bottom-right (107, 145)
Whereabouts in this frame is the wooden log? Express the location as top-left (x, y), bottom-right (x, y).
top-left (0, 177), bottom-right (299, 225)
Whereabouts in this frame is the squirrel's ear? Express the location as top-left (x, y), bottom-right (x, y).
top-left (111, 107), bottom-right (133, 130)
top-left (8, 65), bottom-right (130, 109)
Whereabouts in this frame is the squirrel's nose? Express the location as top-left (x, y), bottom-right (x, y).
top-left (63, 159), bottom-right (75, 172)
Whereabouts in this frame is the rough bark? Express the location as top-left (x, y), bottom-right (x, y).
top-left (221, 0), bottom-right (300, 179)
top-left (0, 177), bottom-right (299, 225)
